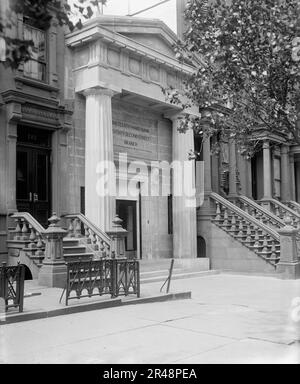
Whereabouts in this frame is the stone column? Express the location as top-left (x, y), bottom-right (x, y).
top-left (277, 216), bottom-right (300, 280)
top-left (281, 145), bottom-right (291, 202)
top-left (262, 140), bottom-right (273, 200)
top-left (83, 88), bottom-right (116, 232)
top-left (290, 154), bottom-right (296, 201)
top-left (228, 138), bottom-right (238, 199)
top-left (203, 135), bottom-right (212, 196)
top-left (6, 122), bottom-right (17, 214)
top-left (171, 115), bottom-right (197, 259)
top-left (176, 0), bottom-right (189, 39)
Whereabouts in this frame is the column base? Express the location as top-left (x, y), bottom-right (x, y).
top-left (227, 194), bottom-right (239, 203)
top-left (38, 262), bottom-right (67, 288)
top-left (260, 199), bottom-right (272, 211)
top-left (277, 261), bottom-right (300, 280)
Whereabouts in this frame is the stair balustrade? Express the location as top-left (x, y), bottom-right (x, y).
top-left (237, 196), bottom-right (284, 230)
top-left (284, 201), bottom-right (300, 215)
top-left (64, 214), bottom-right (112, 259)
top-left (257, 199), bottom-right (300, 229)
top-left (210, 192), bottom-right (281, 265)
top-left (9, 213), bottom-right (46, 265)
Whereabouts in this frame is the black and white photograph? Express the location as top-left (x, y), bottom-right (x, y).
top-left (0, 0), bottom-right (300, 368)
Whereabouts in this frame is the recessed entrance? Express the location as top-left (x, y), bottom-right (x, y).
top-left (251, 150), bottom-right (263, 201)
top-left (116, 200), bottom-right (138, 259)
top-left (16, 126), bottom-right (52, 227)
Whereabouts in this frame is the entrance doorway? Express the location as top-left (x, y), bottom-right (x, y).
top-left (16, 126), bottom-right (51, 227)
top-left (116, 200), bottom-right (138, 259)
top-left (251, 150), bottom-right (264, 201)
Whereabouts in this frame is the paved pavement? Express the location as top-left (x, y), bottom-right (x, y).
top-left (0, 273), bottom-right (300, 364)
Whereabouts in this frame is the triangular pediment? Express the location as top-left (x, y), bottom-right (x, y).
top-left (97, 16), bottom-right (178, 59)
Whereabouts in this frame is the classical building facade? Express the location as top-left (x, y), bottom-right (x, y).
top-left (0, 1), bottom-right (299, 282)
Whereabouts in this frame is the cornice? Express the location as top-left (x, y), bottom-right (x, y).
top-left (66, 23), bottom-right (195, 75)
top-left (1, 89), bottom-right (60, 110)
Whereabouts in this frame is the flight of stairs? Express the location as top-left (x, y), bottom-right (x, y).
top-left (208, 193), bottom-right (300, 274)
top-left (211, 193), bottom-right (281, 268)
top-left (63, 238), bottom-right (94, 262)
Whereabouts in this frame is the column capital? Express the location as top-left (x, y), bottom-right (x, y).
top-left (164, 110), bottom-right (185, 123)
top-left (262, 140), bottom-right (270, 149)
top-left (83, 87), bottom-right (118, 99)
top-left (164, 109), bottom-right (201, 123)
top-left (281, 144), bottom-right (290, 154)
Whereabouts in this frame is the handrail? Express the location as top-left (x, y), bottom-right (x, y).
top-left (210, 192), bottom-right (280, 241)
top-left (238, 196), bottom-right (284, 227)
top-left (259, 198), bottom-right (300, 219)
top-left (285, 201), bottom-right (300, 213)
top-left (11, 212), bottom-right (45, 234)
top-left (64, 213), bottom-right (111, 245)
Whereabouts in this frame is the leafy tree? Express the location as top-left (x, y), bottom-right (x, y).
top-left (0, 0), bottom-right (107, 68)
top-left (169, 0), bottom-right (300, 157)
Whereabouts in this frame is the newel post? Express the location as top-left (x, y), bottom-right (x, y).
top-left (38, 213), bottom-right (67, 288)
top-left (106, 216), bottom-right (128, 259)
top-left (277, 216), bottom-right (300, 280)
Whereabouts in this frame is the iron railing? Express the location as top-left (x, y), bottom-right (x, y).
top-left (61, 259), bottom-right (140, 306)
top-left (0, 263), bottom-right (25, 313)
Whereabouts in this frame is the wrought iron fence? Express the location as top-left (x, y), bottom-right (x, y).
top-left (0, 263), bottom-right (25, 313)
top-left (61, 259), bottom-right (140, 306)
top-left (113, 259), bottom-right (140, 298)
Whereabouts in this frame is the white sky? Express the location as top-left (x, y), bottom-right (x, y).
top-left (100, 0), bottom-right (177, 32)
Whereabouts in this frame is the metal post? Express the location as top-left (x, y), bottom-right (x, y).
top-left (136, 261), bottom-right (141, 298)
top-left (166, 259), bottom-right (175, 294)
top-left (17, 265), bottom-right (25, 313)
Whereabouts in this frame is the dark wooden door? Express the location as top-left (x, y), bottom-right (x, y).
top-left (16, 146), bottom-right (51, 227)
top-left (251, 156), bottom-right (258, 200)
top-left (116, 200), bottom-right (137, 259)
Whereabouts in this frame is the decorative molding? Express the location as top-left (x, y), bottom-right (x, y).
top-left (129, 57), bottom-right (141, 75)
top-left (6, 102), bottom-right (23, 122)
top-left (107, 48), bottom-right (121, 68)
top-left (83, 87), bottom-right (117, 98)
top-left (14, 76), bottom-right (59, 95)
top-left (149, 65), bottom-right (159, 82)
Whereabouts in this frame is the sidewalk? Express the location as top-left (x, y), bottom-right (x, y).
top-left (1, 280), bottom-right (191, 324)
top-left (1, 273), bottom-right (300, 364)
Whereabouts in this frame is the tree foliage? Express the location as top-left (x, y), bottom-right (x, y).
top-left (0, 0), bottom-right (107, 68)
top-left (169, 0), bottom-right (300, 157)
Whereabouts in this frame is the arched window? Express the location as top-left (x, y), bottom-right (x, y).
top-left (197, 236), bottom-right (206, 258)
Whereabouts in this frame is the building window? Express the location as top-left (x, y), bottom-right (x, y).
top-left (168, 195), bottom-right (173, 235)
top-left (23, 23), bottom-right (47, 82)
top-left (273, 156), bottom-right (281, 200)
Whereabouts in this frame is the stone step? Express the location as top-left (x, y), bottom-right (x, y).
top-left (63, 253), bottom-right (94, 262)
top-left (63, 246), bottom-right (87, 255)
top-left (141, 270), bottom-right (220, 284)
top-left (63, 238), bottom-right (81, 247)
